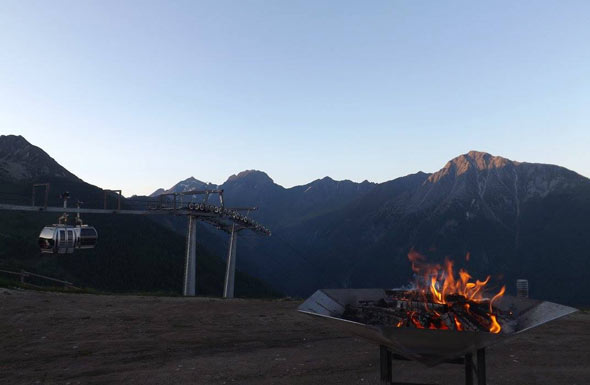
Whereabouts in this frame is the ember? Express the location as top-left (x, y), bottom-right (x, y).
top-left (343, 251), bottom-right (511, 334)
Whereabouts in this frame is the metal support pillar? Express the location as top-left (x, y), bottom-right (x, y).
top-left (476, 349), bottom-right (486, 385)
top-left (465, 353), bottom-right (474, 385)
top-left (380, 345), bottom-right (392, 385)
top-left (183, 215), bottom-right (197, 296)
top-left (223, 224), bottom-right (238, 299)
top-left (103, 190), bottom-right (121, 210)
top-left (32, 183), bottom-right (50, 208)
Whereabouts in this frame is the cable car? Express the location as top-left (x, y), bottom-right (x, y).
top-left (38, 225), bottom-right (98, 254)
top-left (38, 195), bottom-right (98, 254)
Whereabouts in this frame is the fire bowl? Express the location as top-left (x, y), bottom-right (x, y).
top-left (298, 288), bottom-right (577, 366)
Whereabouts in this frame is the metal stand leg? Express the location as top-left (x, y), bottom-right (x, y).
top-left (380, 345), bottom-right (392, 385)
top-left (476, 349), bottom-right (486, 385)
top-left (465, 353), bottom-right (473, 385)
top-left (378, 346), bottom-right (486, 385)
top-left (183, 215), bottom-right (197, 296)
top-left (223, 224), bottom-right (238, 299)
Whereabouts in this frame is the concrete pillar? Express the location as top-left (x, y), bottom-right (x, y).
top-left (183, 215), bottom-right (197, 296)
top-left (223, 224), bottom-right (238, 299)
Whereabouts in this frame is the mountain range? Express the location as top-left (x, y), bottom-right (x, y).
top-left (1, 134), bottom-right (589, 305)
top-left (141, 151), bottom-right (590, 305)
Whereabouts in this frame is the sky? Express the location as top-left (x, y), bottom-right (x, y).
top-left (1, 1), bottom-right (589, 196)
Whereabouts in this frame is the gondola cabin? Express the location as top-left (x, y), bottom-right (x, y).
top-left (38, 225), bottom-right (98, 254)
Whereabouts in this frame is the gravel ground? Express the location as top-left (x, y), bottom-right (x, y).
top-left (0, 288), bottom-right (588, 385)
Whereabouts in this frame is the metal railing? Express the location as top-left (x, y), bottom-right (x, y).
top-left (0, 269), bottom-right (79, 290)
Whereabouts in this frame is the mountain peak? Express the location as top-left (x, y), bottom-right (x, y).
top-left (180, 176), bottom-right (203, 184)
top-left (465, 150), bottom-right (514, 167)
top-left (317, 176), bottom-right (335, 184)
top-left (428, 151), bottom-right (516, 183)
top-left (0, 135), bottom-right (79, 181)
top-left (150, 176), bottom-right (216, 197)
top-left (0, 134), bottom-right (29, 148)
top-left (150, 188), bottom-right (165, 197)
top-left (225, 170), bottom-right (274, 185)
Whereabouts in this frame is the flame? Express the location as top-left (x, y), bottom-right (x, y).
top-left (489, 315), bottom-right (501, 334)
top-left (430, 276), bottom-right (442, 303)
top-left (406, 250), bottom-right (505, 333)
top-left (409, 250), bottom-right (503, 306)
top-left (489, 285), bottom-right (506, 313)
top-left (408, 311), bottom-right (423, 328)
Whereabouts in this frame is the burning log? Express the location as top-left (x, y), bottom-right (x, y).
top-left (344, 304), bottom-right (406, 326)
top-left (343, 290), bottom-right (513, 333)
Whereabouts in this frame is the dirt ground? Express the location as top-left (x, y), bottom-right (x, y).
top-left (0, 288), bottom-right (588, 385)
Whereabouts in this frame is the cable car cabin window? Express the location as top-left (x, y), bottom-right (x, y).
top-left (80, 228), bottom-right (97, 237)
top-left (38, 227), bottom-right (56, 251)
top-left (38, 237), bottom-right (54, 249)
top-left (80, 237), bottom-right (96, 246)
top-left (40, 228), bottom-right (54, 239)
top-left (79, 227), bottom-right (97, 247)
top-left (67, 230), bottom-right (74, 247)
top-left (59, 230), bottom-right (65, 243)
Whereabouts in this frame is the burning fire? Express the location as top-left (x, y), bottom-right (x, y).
top-left (402, 250), bottom-right (506, 334)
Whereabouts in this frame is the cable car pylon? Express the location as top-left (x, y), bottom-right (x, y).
top-left (0, 183), bottom-right (271, 298)
top-left (184, 215), bottom-right (198, 296)
top-left (222, 207), bottom-right (257, 299)
top-left (223, 223), bottom-right (238, 299)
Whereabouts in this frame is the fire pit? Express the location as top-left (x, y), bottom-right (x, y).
top-left (297, 252), bottom-right (577, 384)
top-left (298, 288), bottom-right (576, 384)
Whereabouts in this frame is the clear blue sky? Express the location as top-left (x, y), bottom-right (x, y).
top-left (1, 1), bottom-right (589, 196)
